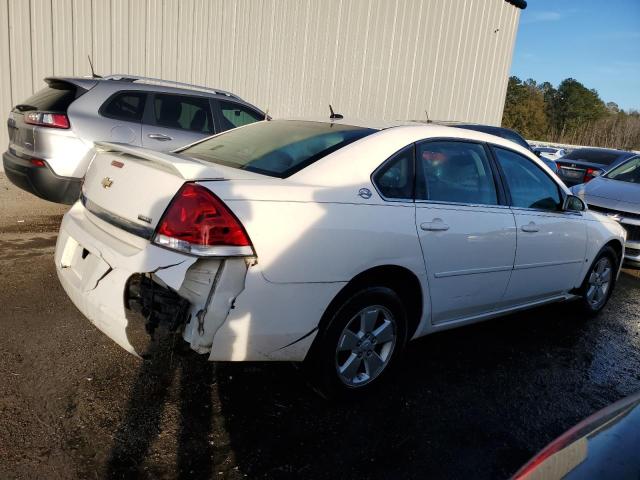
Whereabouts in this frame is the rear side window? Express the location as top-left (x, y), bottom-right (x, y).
top-left (101, 91), bottom-right (147, 122)
top-left (373, 145), bottom-right (415, 199)
top-left (17, 81), bottom-right (80, 112)
top-left (217, 100), bottom-right (263, 131)
top-left (154, 94), bottom-right (214, 133)
top-left (493, 147), bottom-right (562, 211)
top-left (416, 141), bottom-right (498, 205)
top-left (181, 120), bottom-right (376, 178)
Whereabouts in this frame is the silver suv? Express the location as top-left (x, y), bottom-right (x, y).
top-left (3, 75), bottom-right (265, 204)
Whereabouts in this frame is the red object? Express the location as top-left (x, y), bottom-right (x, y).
top-left (24, 111), bottom-right (70, 129)
top-left (156, 183), bottom-right (251, 248)
top-left (583, 167), bottom-right (601, 184)
top-left (29, 158), bottom-right (46, 167)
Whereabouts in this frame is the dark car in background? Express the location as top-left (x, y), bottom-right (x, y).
top-left (556, 147), bottom-right (637, 186)
top-left (513, 392), bottom-right (640, 480)
top-left (449, 123), bottom-right (560, 173)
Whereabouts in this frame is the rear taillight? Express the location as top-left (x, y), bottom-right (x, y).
top-left (583, 168), bottom-right (602, 183)
top-left (29, 158), bottom-right (46, 167)
top-left (153, 183), bottom-right (253, 256)
top-left (24, 111), bottom-right (70, 129)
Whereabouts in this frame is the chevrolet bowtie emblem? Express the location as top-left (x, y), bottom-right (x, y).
top-left (101, 177), bottom-right (113, 189)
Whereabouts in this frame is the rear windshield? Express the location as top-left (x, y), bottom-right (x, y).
top-left (606, 157), bottom-right (640, 183)
top-left (16, 81), bottom-right (81, 112)
top-left (181, 120), bottom-right (377, 178)
top-left (562, 149), bottom-right (623, 165)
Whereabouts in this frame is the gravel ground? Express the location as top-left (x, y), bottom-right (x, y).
top-left (1, 172), bottom-right (639, 479)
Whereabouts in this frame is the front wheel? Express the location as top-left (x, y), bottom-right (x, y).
top-left (309, 287), bottom-right (408, 397)
top-left (578, 246), bottom-right (617, 316)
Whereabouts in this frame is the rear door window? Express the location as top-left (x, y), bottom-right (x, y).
top-left (153, 94), bottom-right (214, 134)
top-left (100, 91), bottom-right (147, 122)
top-left (416, 140), bottom-right (499, 205)
top-left (215, 100), bottom-right (263, 131)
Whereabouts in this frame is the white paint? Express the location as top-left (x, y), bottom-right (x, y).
top-left (54, 120), bottom-right (627, 363)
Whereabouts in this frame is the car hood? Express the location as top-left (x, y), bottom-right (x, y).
top-left (573, 177), bottom-right (640, 212)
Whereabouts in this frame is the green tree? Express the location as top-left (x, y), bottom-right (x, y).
top-left (501, 76), bottom-right (548, 138)
top-left (552, 78), bottom-right (608, 135)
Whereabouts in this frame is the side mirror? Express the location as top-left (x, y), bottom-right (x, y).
top-left (564, 194), bottom-right (586, 212)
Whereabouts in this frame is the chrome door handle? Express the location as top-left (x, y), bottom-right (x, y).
top-left (147, 133), bottom-right (173, 141)
top-left (420, 220), bottom-right (450, 231)
top-left (521, 222), bottom-right (540, 233)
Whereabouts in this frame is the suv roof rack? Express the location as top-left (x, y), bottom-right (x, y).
top-left (102, 74), bottom-right (242, 100)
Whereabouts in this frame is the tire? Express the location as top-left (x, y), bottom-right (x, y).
top-left (578, 246), bottom-right (618, 316)
top-left (308, 286), bottom-right (408, 398)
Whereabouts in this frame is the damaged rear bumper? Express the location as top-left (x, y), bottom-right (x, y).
top-left (55, 202), bottom-right (344, 361)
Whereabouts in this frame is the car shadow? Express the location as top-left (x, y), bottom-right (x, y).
top-left (106, 332), bottom-right (214, 479)
top-left (214, 294), bottom-right (637, 479)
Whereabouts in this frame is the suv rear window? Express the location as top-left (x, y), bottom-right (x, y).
top-left (562, 149), bottom-right (623, 165)
top-left (16, 81), bottom-right (81, 112)
top-left (180, 120), bottom-right (376, 178)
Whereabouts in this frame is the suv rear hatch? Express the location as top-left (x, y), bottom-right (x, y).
top-left (7, 78), bottom-right (96, 166)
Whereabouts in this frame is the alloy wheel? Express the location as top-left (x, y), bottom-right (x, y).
top-left (335, 305), bottom-right (397, 387)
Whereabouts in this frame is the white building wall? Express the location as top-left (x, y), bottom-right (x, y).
top-left (0, 0), bottom-right (520, 149)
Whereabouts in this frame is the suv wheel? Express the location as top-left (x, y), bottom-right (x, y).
top-left (310, 287), bottom-right (407, 397)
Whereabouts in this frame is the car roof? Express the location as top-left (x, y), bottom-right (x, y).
top-left (45, 75), bottom-right (246, 102)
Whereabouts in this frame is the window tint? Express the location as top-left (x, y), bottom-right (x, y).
top-left (373, 146), bottom-right (414, 199)
top-left (19, 81), bottom-right (81, 112)
top-left (217, 100), bottom-right (263, 131)
top-left (153, 94), bottom-right (213, 133)
top-left (416, 141), bottom-right (498, 205)
top-left (101, 91), bottom-right (146, 122)
top-left (493, 147), bottom-right (562, 210)
top-left (181, 120), bottom-right (375, 178)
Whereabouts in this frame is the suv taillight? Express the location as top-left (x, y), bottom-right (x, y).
top-left (153, 183), bottom-right (253, 256)
top-left (24, 111), bottom-right (70, 129)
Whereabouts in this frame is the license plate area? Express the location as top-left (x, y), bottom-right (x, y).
top-left (59, 235), bottom-right (111, 292)
top-left (560, 168), bottom-right (583, 179)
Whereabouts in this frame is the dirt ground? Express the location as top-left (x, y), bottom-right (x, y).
top-left (1, 172), bottom-right (639, 479)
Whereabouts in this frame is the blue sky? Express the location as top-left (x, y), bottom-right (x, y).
top-left (511, 0), bottom-right (640, 111)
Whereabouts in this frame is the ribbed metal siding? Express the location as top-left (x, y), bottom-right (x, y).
top-left (0, 0), bottom-right (520, 150)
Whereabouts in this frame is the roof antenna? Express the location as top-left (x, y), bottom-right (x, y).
top-left (87, 55), bottom-right (102, 78)
top-left (329, 104), bottom-right (343, 120)
top-left (425, 110), bottom-right (431, 123)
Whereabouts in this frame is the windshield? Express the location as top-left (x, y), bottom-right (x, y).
top-left (562, 149), bottom-right (623, 165)
top-left (605, 157), bottom-right (640, 183)
top-left (181, 120), bottom-right (376, 178)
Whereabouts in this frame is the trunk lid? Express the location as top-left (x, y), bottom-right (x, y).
top-left (83, 142), bottom-right (263, 234)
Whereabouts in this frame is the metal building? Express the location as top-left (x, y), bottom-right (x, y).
top-left (0, 0), bottom-right (524, 149)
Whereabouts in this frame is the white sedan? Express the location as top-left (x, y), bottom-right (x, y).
top-left (55, 119), bottom-right (626, 395)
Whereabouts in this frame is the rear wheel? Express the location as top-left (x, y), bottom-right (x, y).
top-left (579, 246), bottom-right (617, 316)
top-left (309, 287), bottom-right (407, 397)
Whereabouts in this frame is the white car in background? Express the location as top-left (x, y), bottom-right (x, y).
top-left (55, 119), bottom-right (626, 395)
top-left (533, 146), bottom-right (567, 161)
